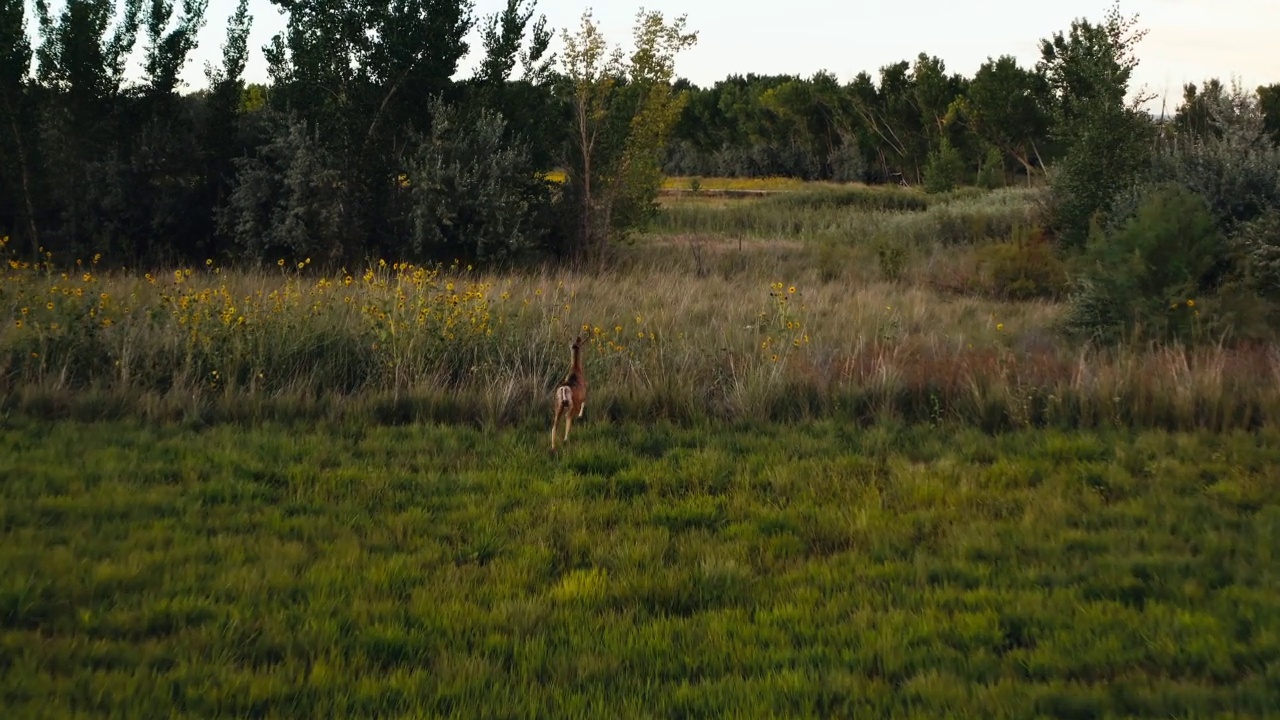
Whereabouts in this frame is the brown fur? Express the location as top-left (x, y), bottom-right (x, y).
top-left (551, 336), bottom-right (587, 450)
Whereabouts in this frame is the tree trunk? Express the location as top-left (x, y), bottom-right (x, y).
top-left (5, 111), bottom-right (39, 255)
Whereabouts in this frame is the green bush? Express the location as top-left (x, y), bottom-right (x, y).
top-left (220, 114), bottom-right (350, 263)
top-left (1065, 184), bottom-right (1227, 343)
top-left (1143, 84), bottom-right (1280, 237)
top-left (875, 239), bottom-right (909, 282)
top-left (923, 138), bottom-right (966, 194)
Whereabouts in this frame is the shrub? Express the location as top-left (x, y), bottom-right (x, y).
top-left (1237, 210), bottom-right (1280, 299)
top-left (1144, 81), bottom-right (1280, 237)
top-left (875, 239), bottom-right (909, 282)
top-left (981, 224), bottom-right (1067, 300)
top-left (976, 147), bottom-right (1006, 190)
top-left (827, 141), bottom-right (868, 183)
top-left (923, 138), bottom-right (965, 194)
top-left (1065, 184), bottom-right (1227, 343)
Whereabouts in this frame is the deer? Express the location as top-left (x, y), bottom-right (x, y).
top-left (551, 335), bottom-right (587, 451)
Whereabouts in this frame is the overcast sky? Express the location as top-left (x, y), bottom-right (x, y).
top-left (176, 0), bottom-right (1278, 111)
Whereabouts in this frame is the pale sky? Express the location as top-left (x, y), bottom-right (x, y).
top-left (170, 0), bottom-right (1279, 111)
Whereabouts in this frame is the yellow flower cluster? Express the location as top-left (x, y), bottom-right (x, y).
top-left (2, 253), bottom-right (496, 378)
top-left (360, 260), bottom-right (493, 352)
top-left (759, 281), bottom-right (810, 362)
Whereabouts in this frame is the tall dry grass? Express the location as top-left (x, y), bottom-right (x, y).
top-left (2, 243), bottom-right (1276, 430)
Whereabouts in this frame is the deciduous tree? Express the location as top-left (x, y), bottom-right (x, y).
top-left (560, 7), bottom-right (696, 265)
top-left (963, 55), bottom-right (1050, 184)
top-left (1038, 1), bottom-right (1154, 248)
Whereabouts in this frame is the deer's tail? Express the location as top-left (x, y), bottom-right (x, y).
top-left (555, 384), bottom-right (573, 409)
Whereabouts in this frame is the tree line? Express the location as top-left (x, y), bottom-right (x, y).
top-left (666, 37), bottom-right (1280, 194)
top-left (1, 0), bottom-right (1278, 270)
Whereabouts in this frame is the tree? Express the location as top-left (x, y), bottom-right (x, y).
top-left (1259, 83), bottom-right (1280, 145)
top-left (407, 98), bottom-right (545, 263)
top-left (33, 0), bottom-right (144, 257)
top-left (923, 136), bottom-right (963, 193)
top-left (963, 55), bottom-right (1050, 184)
top-left (1037, 1), bottom-right (1155, 248)
top-left (463, 0), bottom-right (559, 172)
top-left (141, 0), bottom-right (208, 99)
top-left (218, 114), bottom-right (346, 262)
top-left (258, 0), bottom-right (476, 260)
top-left (560, 7), bottom-right (696, 265)
top-left (1173, 79), bottom-right (1226, 138)
top-left (200, 0), bottom-right (253, 258)
top-left (0, 0), bottom-right (38, 254)
top-left (848, 61), bottom-right (920, 183)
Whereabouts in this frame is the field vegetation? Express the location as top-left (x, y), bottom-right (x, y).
top-left (3, 0), bottom-right (1280, 716)
top-left (3, 184), bottom-right (1278, 432)
top-left (3, 419), bottom-right (1279, 718)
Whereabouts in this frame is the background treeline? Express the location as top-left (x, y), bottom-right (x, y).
top-left (1, 0), bottom-right (1279, 276)
top-left (665, 50), bottom-right (1280, 191)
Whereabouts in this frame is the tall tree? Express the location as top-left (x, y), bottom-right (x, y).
top-left (1173, 79), bottom-right (1226, 139)
top-left (34, 0), bottom-right (144, 256)
top-left (142, 0), bottom-right (207, 98)
top-left (849, 61), bottom-right (922, 183)
top-left (0, 0), bottom-right (38, 254)
top-left (560, 7), bottom-right (697, 264)
top-left (201, 0), bottom-right (252, 257)
top-left (252, 0), bottom-right (475, 260)
top-left (1037, 1), bottom-right (1154, 248)
top-left (464, 0), bottom-right (558, 170)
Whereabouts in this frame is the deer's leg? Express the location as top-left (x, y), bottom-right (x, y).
top-left (563, 414), bottom-right (573, 443)
top-left (578, 399), bottom-right (586, 418)
top-left (552, 406), bottom-right (562, 450)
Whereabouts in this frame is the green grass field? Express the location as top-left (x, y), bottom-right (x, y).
top-left (3, 417), bottom-right (1278, 718)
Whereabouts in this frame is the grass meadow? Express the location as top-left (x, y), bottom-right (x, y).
top-left (2, 182), bottom-right (1280, 717)
top-left (2, 418), bottom-right (1279, 718)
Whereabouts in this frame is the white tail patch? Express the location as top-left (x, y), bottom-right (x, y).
top-left (556, 385), bottom-right (572, 408)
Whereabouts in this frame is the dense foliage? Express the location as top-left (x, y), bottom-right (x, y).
top-left (3, 0), bottom-right (1278, 271)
